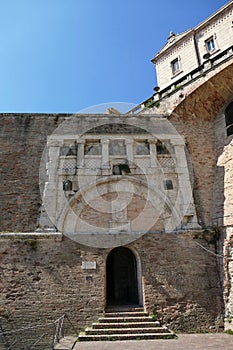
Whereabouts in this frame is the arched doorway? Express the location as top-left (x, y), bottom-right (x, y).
top-left (106, 247), bottom-right (139, 306)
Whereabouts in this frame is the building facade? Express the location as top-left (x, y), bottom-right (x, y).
top-left (151, 1), bottom-right (233, 91)
top-left (0, 1), bottom-right (233, 348)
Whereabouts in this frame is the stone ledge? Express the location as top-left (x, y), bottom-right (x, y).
top-left (0, 232), bottom-right (63, 241)
top-left (0, 230), bottom-right (206, 241)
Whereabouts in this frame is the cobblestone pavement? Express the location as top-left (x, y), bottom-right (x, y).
top-left (73, 334), bottom-right (233, 350)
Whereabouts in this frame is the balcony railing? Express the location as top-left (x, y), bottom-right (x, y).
top-left (127, 45), bottom-right (233, 115)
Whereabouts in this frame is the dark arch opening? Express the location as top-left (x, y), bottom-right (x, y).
top-left (106, 247), bottom-right (139, 307)
top-left (225, 101), bottom-right (233, 136)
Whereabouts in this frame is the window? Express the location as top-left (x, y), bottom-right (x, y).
top-left (134, 141), bottom-right (150, 155)
top-left (171, 58), bottom-right (180, 75)
top-left (164, 180), bottom-right (173, 190)
top-left (84, 140), bottom-right (101, 155)
top-left (60, 144), bottom-right (77, 156)
top-left (112, 164), bottom-right (131, 175)
top-left (63, 180), bottom-right (72, 191)
top-left (205, 37), bottom-right (215, 52)
top-left (109, 140), bottom-right (126, 156)
top-left (156, 141), bottom-right (170, 155)
top-left (225, 101), bottom-right (233, 136)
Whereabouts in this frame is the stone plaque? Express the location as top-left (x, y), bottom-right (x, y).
top-left (81, 261), bottom-right (97, 270)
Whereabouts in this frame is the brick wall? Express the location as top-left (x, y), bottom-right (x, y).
top-left (134, 233), bottom-right (223, 331)
top-left (0, 232), bottom-right (223, 348)
top-left (0, 235), bottom-right (105, 348)
top-left (0, 114), bottom-right (66, 232)
top-left (170, 117), bottom-right (216, 228)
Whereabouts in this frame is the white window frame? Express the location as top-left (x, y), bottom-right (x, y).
top-left (171, 57), bottom-right (181, 76)
top-left (205, 36), bottom-right (216, 53)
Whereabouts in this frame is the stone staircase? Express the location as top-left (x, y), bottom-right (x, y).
top-left (78, 307), bottom-right (176, 341)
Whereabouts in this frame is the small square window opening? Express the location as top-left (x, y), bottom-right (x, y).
top-left (134, 141), bottom-right (150, 155)
top-left (156, 141), bottom-right (170, 155)
top-left (206, 37), bottom-right (215, 52)
top-left (84, 140), bottom-right (101, 155)
top-left (164, 180), bottom-right (173, 190)
top-left (171, 58), bottom-right (180, 75)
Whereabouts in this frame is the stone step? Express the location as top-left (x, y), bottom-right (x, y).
top-left (105, 307), bottom-right (144, 313)
top-left (78, 332), bottom-right (175, 341)
top-left (85, 326), bottom-right (169, 335)
top-left (54, 336), bottom-right (77, 349)
top-left (105, 311), bottom-right (149, 318)
top-left (78, 307), bottom-right (176, 342)
top-left (93, 321), bottom-right (160, 329)
top-left (99, 316), bottom-right (154, 323)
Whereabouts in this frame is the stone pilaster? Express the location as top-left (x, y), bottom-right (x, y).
top-left (173, 141), bottom-right (200, 229)
top-left (101, 139), bottom-right (110, 168)
top-left (148, 138), bottom-right (157, 167)
top-left (125, 139), bottom-right (134, 162)
top-left (77, 140), bottom-right (85, 168)
top-left (40, 138), bottom-right (61, 230)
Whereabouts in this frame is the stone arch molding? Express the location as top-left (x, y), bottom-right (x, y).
top-left (128, 246), bottom-right (143, 306)
top-left (57, 175), bottom-right (182, 248)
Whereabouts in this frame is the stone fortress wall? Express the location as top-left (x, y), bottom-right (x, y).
top-left (0, 1), bottom-right (233, 348)
top-left (0, 111), bottom-right (225, 340)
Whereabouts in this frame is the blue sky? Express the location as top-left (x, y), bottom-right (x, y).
top-left (0, 0), bottom-right (229, 113)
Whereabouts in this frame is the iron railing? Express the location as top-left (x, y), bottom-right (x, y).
top-left (52, 314), bottom-right (77, 349)
top-left (127, 45), bottom-right (233, 114)
top-left (0, 314), bottom-right (77, 350)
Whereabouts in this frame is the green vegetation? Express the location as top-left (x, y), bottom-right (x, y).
top-left (149, 313), bottom-right (157, 321)
top-left (144, 99), bottom-right (155, 109)
top-left (173, 84), bottom-right (183, 92)
top-left (144, 99), bottom-right (160, 109)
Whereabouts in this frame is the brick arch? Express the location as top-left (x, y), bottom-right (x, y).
top-left (167, 63), bottom-right (233, 228)
top-left (57, 176), bottom-right (182, 248)
top-left (170, 63), bottom-right (233, 122)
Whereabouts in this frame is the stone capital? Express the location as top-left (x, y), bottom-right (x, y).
top-left (76, 139), bottom-right (85, 145)
top-left (148, 137), bottom-right (157, 144)
top-left (101, 139), bottom-right (110, 145)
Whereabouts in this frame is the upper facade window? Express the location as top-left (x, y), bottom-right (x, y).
top-left (84, 140), bottom-right (101, 155)
top-left (156, 141), bottom-right (170, 155)
top-left (134, 141), bottom-right (150, 155)
top-left (171, 57), bottom-right (181, 75)
top-left (205, 37), bottom-right (216, 53)
top-left (60, 144), bottom-right (77, 156)
top-left (109, 140), bottom-right (126, 156)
